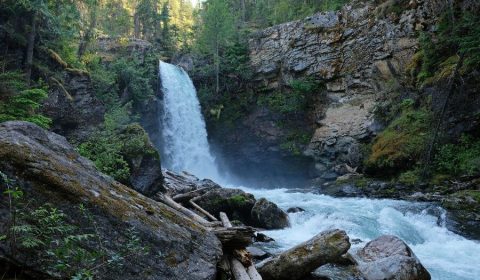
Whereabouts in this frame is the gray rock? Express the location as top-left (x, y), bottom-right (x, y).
top-left (257, 229), bottom-right (351, 280)
top-left (42, 68), bottom-right (105, 143)
top-left (195, 188), bottom-right (256, 224)
top-left (247, 0), bottom-right (447, 179)
top-left (0, 121), bottom-right (222, 280)
top-left (287, 207), bottom-right (305, 213)
top-left (117, 124), bottom-right (163, 196)
top-left (247, 246), bottom-right (271, 261)
top-left (353, 235), bottom-right (431, 280)
top-left (251, 198), bottom-right (290, 229)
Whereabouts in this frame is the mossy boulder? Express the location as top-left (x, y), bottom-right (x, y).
top-left (251, 198), bottom-right (290, 229)
top-left (195, 188), bottom-right (256, 225)
top-left (195, 188), bottom-right (289, 229)
top-left (118, 124), bottom-right (163, 196)
top-left (0, 121), bottom-right (221, 280)
top-left (365, 108), bottom-right (430, 175)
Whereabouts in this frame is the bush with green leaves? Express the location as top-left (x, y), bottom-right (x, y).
top-left (257, 78), bottom-right (322, 114)
top-left (78, 106), bottom-right (158, 183)
top-left (416, 11), bottom-right (480, 84)
top-left (435, 135), bottom-right (480, 177)
top-left (0, 71), bottom-right (52, 128)
top-left (1, 171), bottom-right (149, 279)
top-left (365, 100), bottom-right (431, 175)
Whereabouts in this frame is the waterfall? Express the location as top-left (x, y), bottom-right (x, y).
top-left (158, 61), bottom-right (222, 181)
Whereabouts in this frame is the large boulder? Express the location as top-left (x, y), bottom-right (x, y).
top-left (195, 188), bottom-right (290, 229)
top-left (257, 229), bottom-right (351, 280)
top-left (195, 188), bottom-right (256, 224)
top-left (353, 235), bottom-right (430, 280)
top-left (0, 121), bottom-right (222, 280)
top-left (251, 198), bottom-right (290, 229)
top-left (117, 124), bottom-right (163, 196)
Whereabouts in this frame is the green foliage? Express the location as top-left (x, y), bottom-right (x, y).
top-left (435, 135), bottom-right (480, 176)
top-left (398, 169), bottom-right (422, 186)
top-left (79, 107), bottom-right (158, 183)
top-left (280, 130), bottom-right (311, 156)
top-left (0, 71), bottom-right (51, 128)
top-left (251, 0), bottom-right (350, 26)
top-left (1, 172), bottom-right (149, 279)
top-left (258, 78), bottom-right (322, 114)
top-left (87, 53), bottom-right (157, 110)
top-left (366, 102), bottom-right (431, 174)
top-left (417, 11), bottom-right (480, 83)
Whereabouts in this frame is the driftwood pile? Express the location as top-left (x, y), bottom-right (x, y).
top-left (160, 187), bottom-right (262, 280)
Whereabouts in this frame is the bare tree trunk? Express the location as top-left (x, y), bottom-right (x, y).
top-left (134, 12), bottom-right (141, 39)
top-left (25, 12), bottom-right (37, 85)
top-left (241, 0), bottom-right (246, 22)
top-left (215, 41), bottom-right (220, 94)
top-left (78, 2), bottom-right (98, 59)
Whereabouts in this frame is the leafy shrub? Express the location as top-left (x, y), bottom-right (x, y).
top-left (435, 135), bottom-right (480, 176)
top-left (0, 71), bottom-right (52, 128)
top-left (257, 78), bottom-right (322, 114)
top-left (366, 103), bottom-right (431, 174)
top-left (1, 173), bottom-right (149, 279)
top-left (79, 107), bottom-right (158, 183)
top-left (398, 169), bottom-right (422, 186)
top-left (417, 11), bottom-right (480, 84)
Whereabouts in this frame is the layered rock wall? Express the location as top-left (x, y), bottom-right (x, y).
top-left (248, 0), bottom-right (443, 179)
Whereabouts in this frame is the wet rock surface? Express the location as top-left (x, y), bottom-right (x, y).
top-left (353, 235), bottom-right (431, 280)
top-left (0, 121), bottom-right (222, 280)
top-left (251, 198), bottom-right (290, 229)
top-left (257, 229), bottom-right (351, 280)
top-left (42, 67), bottom-right (105, 143)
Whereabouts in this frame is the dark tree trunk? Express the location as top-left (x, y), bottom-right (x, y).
top-left (78, 5), bottom-right (98, 59)
top-left (25, 13), bottom-right (37, 85)
top-left (134, 12), bottom-right (141, 39)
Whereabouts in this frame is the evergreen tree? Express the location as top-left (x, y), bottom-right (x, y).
top-left (197, 0), bottom-right (235, 93)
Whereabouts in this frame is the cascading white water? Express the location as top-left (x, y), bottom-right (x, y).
top-left (159, 61), bottom-right (222, 181)
top-left (240, 187), bottom-right (480, 280)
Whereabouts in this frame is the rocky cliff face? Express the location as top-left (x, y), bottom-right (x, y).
top-left (247, 0), bottom-right (454, 180)
top-left (42, 62), bottom-right (105, 144)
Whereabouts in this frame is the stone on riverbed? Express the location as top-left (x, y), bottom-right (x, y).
top-left (251, 198), bottom-right (290, 229)
top-left (257, 229), bottom-right (351, 280)
top-left (353, 235), bottom-right (431, 280)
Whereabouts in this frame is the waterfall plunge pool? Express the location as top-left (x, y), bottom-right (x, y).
top-left (238, 187), bottom-right (480, 280)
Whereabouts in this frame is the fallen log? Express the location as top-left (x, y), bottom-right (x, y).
top-left (220, 211), bottom-right (233, 227)
top-left (157, 194), bottom-right (213, 227)
top-left (219, 212), bottom-right (262, 280)
top-left (257, 229), bottom-right (350, 280)
top-left (213, 226), bottom-right (255, 248)
top-left (231, 257), bottom-right (252, 280)
top-left (172, 187), bottom-right (212, 203)
top-left (190, 199), bottom-right (218, 221)
top-left (234, 249), bottom-right (252, 266)
top-left (247, 265), bottom-right (262, 280)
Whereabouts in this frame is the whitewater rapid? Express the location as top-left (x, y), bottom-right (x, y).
top-left (240, 187), bottom-right (479, 280)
